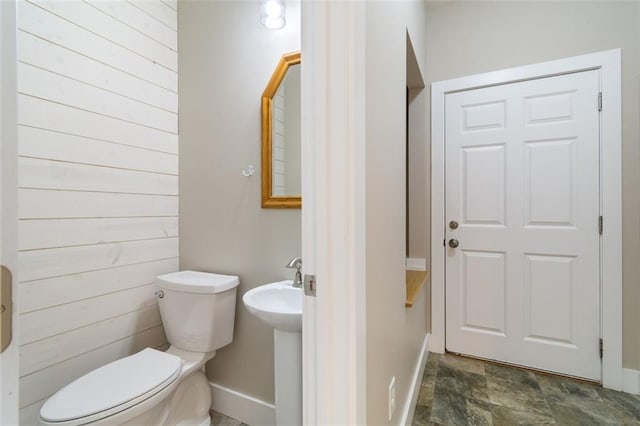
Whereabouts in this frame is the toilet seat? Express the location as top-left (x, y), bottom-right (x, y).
top-left (40, 348), bottom-right (182, 425)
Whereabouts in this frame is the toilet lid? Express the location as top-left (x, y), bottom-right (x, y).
top-left (40, 348), bottom-right (182, 423)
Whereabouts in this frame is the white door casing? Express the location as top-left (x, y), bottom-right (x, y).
top-left (1, 0), bottom-right (19, 423)
top-left (445, 71), bottom-right (600, 380)
top-left (431, 49), bottom-right (622, 390)
top-left (301, 1), bottom-right (367, 425)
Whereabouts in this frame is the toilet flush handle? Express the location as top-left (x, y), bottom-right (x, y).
top-left (155, 290), bottom-right (165, 299)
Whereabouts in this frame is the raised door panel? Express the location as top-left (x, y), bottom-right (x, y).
top-left (525, 91), bottom-right (576, 126)
top-left (462, 145), bottom-right (506, 226)
top-left (524, 254), bottom-right (576, 347)
top-left (462, 101), bottom-right (506, 132)
top-left (524, 139), bottom-right (576, 227)
top-left (461, 250), bottom-right (506, 336)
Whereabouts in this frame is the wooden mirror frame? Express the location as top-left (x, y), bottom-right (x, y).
top-left (261, 51), bottom-right (301, 208)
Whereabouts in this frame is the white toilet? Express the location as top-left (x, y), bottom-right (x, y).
top-left (39, 270), bottom-right (239, 426)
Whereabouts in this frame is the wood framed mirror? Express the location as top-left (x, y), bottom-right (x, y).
top-left (261, 51), bottom-right (301, 208)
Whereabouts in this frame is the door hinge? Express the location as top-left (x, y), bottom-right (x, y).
top-left (599, 338), bottom-right (603, 359)
top-left (599, 215), bottom-right (603, 235)
top-left (598, 92), bottom-right (603, 111)
top-left (304, 274), bottom-right (316, 297)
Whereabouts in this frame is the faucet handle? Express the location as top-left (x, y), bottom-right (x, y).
top-left (286, 257), bottom-right (303, 288)
top-left (286, 257), bottom-right (302, 270)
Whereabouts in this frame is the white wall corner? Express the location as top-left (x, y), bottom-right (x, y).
top-left (209, 382), bottom-right (276, 426)
top-left (405, 258), bottom-right (427, 271)
top-left (622, 369), bottom-right (640, 395)
top-left (401, 334), bottom-right (430, 426)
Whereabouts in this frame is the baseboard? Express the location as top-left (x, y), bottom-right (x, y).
top-left (401, 333), bottom-right (430, 426)
top-left (406, 258), bottom-right (426, 271)
top-left (622, 368), bottom-right (640, 395)
top-left (209, 382), bottom-right (276, 426)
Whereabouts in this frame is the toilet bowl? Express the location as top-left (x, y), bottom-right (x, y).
top-left (39, 271), bottom-right (239, 426)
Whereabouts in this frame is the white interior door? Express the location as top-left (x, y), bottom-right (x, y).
top-left (445, 70), bottom-right (601, 381)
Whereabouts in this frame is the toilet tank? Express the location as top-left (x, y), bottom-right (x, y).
top-left (155, 271), bottom-right (239, 353)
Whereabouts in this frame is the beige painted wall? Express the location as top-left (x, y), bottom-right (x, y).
top-left (408, 43), bottom-right (430, 262)
top-left (425, 1), bottom-right (640, 370)
top-left (178, 0), bottom-right (300, 403)
top-left (365, 2), bottom-right (429, 423)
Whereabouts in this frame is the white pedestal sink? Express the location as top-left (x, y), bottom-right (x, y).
top-left (243, 280), bottom-right (302, 426)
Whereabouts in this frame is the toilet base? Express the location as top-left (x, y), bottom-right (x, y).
top-left (119, 370), bottom-right (212, 426)
top-left (165, 369), bottom-right (212, 425)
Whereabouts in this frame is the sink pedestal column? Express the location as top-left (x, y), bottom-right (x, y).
top-left (273, 329), bottom-right (302, 425)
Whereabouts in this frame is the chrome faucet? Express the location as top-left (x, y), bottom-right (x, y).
top-left (286, 257), bottom-right (303, 288)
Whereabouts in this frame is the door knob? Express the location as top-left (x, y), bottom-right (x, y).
top-left (449, 220), bottom-right (459, 229)
top-left (448, 239), bottom-right (459, 248)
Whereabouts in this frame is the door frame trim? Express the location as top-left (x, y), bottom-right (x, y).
top-left (301, 1), bottom-right (368, 424)
top-left (0, 0), bottom-right (19, 421)
top-left (430, 49), bottom-right (622, 390)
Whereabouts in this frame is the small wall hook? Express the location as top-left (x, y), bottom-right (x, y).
top-left (242, 164), bottom-right (256, 177)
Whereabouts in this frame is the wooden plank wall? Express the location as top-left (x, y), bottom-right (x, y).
top-left (16, 1), bottom-right (178, 422)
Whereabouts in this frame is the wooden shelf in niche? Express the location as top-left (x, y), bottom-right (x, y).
top-left (405, 270), bottom-right (429, 308)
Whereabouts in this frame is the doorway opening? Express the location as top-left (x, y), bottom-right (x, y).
top-left (430, 49), bottom-right (623, 390)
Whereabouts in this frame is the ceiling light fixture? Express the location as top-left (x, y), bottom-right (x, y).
top-left (260, 0), bottom-right (286, 30)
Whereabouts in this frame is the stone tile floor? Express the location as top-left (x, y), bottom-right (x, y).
top-left (413, 352), bottom-right (640, 425)
top-left (211, 353), bottom-right (640, 425)
top-left (211, 410), bottom-right (248, 426)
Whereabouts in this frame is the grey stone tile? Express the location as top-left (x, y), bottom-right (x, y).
top-left (546, 400), bottom-right (620, 426)
top-left (424, 360), bottom-right (439, 383)
top-left (430, 391), bottom-right (473, 426)
top-left (431, 387), bottom-right (495, 426)
top-left (597, 387), bottom-right (640, 424)
top-left (491, 405), bottom-right (556, 426)
top-left (485, 363), bottom-right (541, 391)
top-left (211, 411), bottom-right (243, 426)
top-left (423, 353), bottom-right (440, 379)
top-left (418, 353), bottom-right (440, 408)
top-left (465, 398), bottom-right (494, 425)
top-left (535, 372), bottom-right (600, 400)
top-left (439, 353), bottom-right (485, 376)
top-left (423, 359), bottom-right (438, 384)
top-left (485, 370), bottom-right (552, 419)
top-left (412, 354), bottom-right (640, 426)
top-left (412, 404), bottom-right (432, 426)
top-left (536, 377), bottom-right (619, 425)
top-left (431, 364), bottom-right (495, 426)
top-left (487, 379), bottom-right (552, 419)
top-left (484, 362), bottom-right (554, 419)
top-left (417, 382), bottom-right (436, 407)
top-left (436, 364), bottom-right (490, 402)
top-left (426, 352), bottom-right (442, 366)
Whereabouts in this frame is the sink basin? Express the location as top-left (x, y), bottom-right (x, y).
top-left (243, 280), bottom-right (302, 332)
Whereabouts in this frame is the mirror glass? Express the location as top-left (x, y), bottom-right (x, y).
top-left (271, 64), bottom-right (301, 197)
top-left (261, 52), bottom-right (301, 208)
